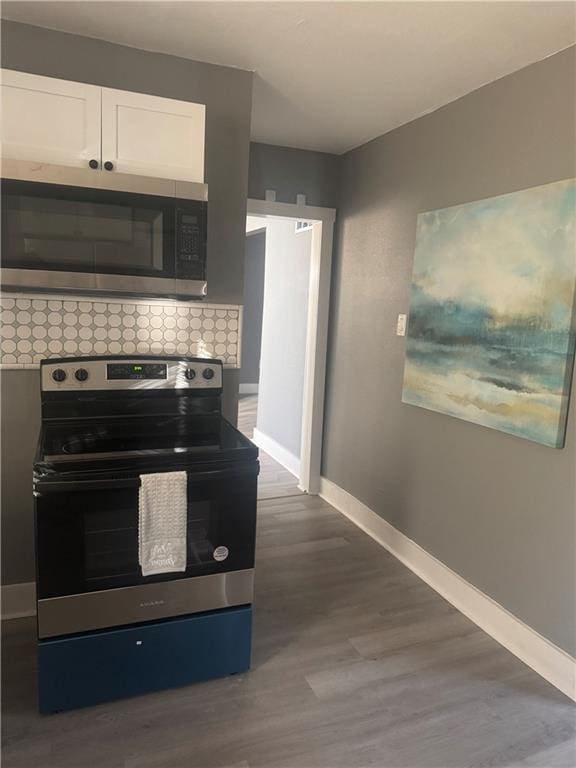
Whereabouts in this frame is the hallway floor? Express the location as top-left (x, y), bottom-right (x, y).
top-left (238, 394), bottom-right (302, 500)
top-left (2, 489), bottom-right (574, 767)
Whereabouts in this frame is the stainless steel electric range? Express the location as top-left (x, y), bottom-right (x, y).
top-left (33, 355), bottom-right (258, 713)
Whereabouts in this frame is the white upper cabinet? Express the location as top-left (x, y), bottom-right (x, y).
top-left (1, 71), bottom-right (206, 183)
top-left (1, 70), bottom-right (101, 169)
top-left (101, 88), bottom-right (205, 183)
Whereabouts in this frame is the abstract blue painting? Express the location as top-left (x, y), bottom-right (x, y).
top-left (402, 179), bottom-right (576, 447)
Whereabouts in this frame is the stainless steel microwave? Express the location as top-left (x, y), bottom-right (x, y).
top-left (1, 160), bottom-right (208, 299)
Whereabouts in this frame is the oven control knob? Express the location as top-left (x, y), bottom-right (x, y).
top-left (75, 368), bottom-right (89, 382)
top-left (202, 368), bottom-right (215, 380)
top-left (185, 368), bottom-right (196, 381)
top-left (52, 368), bottom-right (67, 383)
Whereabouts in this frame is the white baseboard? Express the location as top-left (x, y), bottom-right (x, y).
top-left (253, 428), bottom-right (300, 479)
top-left (239, 383), bottom-right (259, 395)
top-left (1, 581), bottom-right (36, 619)
top-left (319, 476), bottom-right (576, 702)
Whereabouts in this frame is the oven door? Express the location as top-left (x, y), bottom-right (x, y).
top-left (35, 462), bottom-right (257, 638)
top-left (1, 178), bottom-right (207, 298)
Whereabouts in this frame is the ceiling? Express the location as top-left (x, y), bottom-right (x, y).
top-left (2, 1), bottom-right (575, 154)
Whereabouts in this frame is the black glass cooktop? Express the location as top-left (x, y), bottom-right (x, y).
top-left (40, 416), bottom-right (256, 465)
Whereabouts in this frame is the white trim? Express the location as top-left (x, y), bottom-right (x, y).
top-left (1, 582), bottom-right (36, 619)
top-left (236, 304), bottom-right (244, 373)
top-left (239, 383), bottom-right (259, 394)
top-left (252, 428), bottom-right (300, 479)
top-left (248, 198), bottom-right (335, 225)
top-left (319, 476), bottom-right (576, 702)
top-left (299, 220), bottom-right (334, 494)
top-left (247, 198), bottom-right (335, 495)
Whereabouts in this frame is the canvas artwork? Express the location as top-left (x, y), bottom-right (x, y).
top-left (402, 178), bottom-right (576, 448)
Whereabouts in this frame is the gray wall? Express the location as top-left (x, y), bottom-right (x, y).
top-left (0, 372), bottom-right (41, 585)
top-left (323, 46), bottom-right (576, 655)
top-left (249, 142), bottom-right (340, 209)
top-left (1, 21), bottom-right (252, 586)
top-left (241, 231), bottom-right (266, 386)
top-left (257, 220), bottom-right (312, 458)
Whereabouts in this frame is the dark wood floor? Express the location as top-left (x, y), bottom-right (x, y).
top-left (2, 491), bottom-right (575, 767)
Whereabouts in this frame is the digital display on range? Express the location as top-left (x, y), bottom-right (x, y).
top-left (107, 363), bottom-right (167, 380)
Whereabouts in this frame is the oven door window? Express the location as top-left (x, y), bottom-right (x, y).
top-left (1, 180), bottom-right (174, 277)
top-left (83, 498), bottom-right (216, 583)
top-left (35, 466), bottom-right (257, 600)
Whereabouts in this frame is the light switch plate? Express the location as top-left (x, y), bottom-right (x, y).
top-left (396, 313), bottom-right (407, 336)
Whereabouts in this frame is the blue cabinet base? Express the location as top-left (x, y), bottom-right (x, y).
top-left (38, 606), bottom-right (252, 713)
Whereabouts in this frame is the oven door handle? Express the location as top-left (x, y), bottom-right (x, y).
top-left (34, 463), bottom-right (258, 495)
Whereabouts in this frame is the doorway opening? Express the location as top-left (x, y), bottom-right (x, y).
top-left (239, 198), bottom-right (335, 499)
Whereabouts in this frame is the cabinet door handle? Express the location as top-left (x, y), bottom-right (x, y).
top-left (88, 159), bottom-right (99, 169)
top-left (104, 161), bottom-right (114, 171)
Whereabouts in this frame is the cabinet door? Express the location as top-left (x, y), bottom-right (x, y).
top-left (1, 70), bottom-right (101, 169)
top-left (102, 88), bottom-right (205, 183)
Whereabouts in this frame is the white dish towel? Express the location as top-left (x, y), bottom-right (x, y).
top-left (138, 471), bottom-right (187, 577)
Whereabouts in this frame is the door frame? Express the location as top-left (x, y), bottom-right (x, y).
top-left (245, 198), bottom-right (336, 495)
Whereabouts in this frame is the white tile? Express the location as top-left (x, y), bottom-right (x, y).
top-left (2, 339), bottom-right (17, 354)
top-left (47, 312), bottom-right (62, 325)
top-left (16, 310), bottom-right (31, 324)
top-left (2, 310), bottom-right (16, 324)
top-left (3, 294), bottom-right (242, 367)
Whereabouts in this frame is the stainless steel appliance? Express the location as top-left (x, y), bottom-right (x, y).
top-left (1, 160), bottom-right (208, 299)
top-left (34, 355), bottom-right (258, 711)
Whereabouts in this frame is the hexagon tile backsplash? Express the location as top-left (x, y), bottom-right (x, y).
top-left (0, 293), bottom-right (242, 368)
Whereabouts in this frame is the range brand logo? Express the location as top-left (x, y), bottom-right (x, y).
top-left (139, 599), bottom-right (165, 608)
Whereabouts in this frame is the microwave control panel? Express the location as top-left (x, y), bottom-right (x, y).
top-left (176, 206), bottom-right (207, 280)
